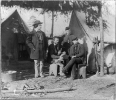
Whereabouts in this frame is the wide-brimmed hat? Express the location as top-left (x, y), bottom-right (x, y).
top-left (33, 20), bottom-right (42, 26)
top-left (72, 36), bottom-right (78, 41)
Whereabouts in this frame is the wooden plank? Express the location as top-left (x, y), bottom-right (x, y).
top-left (2, 86), bottom-right (72, 94)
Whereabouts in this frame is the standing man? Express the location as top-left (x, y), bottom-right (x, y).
top-left (26, 20), bottom-right (48, 78)
top-left (61, 27), bottom-right (75, 55)
top-left (62, 27), bottom-right (71, 46)
top-left (62, 37), bottom-right (85, 80)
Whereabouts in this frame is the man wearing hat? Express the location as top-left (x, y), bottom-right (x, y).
top-left (61, 27), bottom-right (75, 54)
top-left (61, 27), bottom-right (72, 46)
top-left (62, 37), bottom-right (85, 80)
top-left (26, 19), bottom-right (48, 78)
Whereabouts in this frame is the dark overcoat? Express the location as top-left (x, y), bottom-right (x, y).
top-left (47, 44), bottom-right (62, 63)
top-left (69, 43), bottom-right (85, 62)
top-left (26, 30), bottom-right (48, 60)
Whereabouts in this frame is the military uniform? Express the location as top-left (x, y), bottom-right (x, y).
top-left (26, 19), bottom-right (48, 78)
top-left (26, 30), bottom-right (47, 61)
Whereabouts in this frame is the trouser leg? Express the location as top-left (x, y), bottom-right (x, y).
top-left (34, 60), bottom-right (39, 78)
top-left (49, 64), bottom-right (52, 76)
top-left (40, 60), bottom-right (44, 77)
top-left (71, 63), bottom-right (77, 79)
top-left (64, 58), bottom-right (82, 71)
top-left (63, 58), bottom-right (82, 78)
top-left (54, 64), bottom-right (58, 77)
top-left (58, 63), bottom-right (64, 76)
top-left (64, 58), bottom-right (76, 71)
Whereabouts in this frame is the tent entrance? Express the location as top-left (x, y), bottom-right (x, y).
top-left (18, 43), bottom-right (30, 61)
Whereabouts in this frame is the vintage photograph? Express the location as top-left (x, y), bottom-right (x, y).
top-left (0, 0), bottom-right (116, 99)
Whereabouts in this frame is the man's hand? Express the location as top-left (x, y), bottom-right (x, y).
top-left (62, 51), bottom-right (66, 55)
top-left (72, 56), bottom-right (76, 58)
top-left (58, 50), bottom-right (62, 55)
top-left (54, 56), bottom-right (63, 63)
top-left (33, 48), bottom-right (35, 51)
top-left (60, 51), bottom-right (66, 57)
top-left (59, 56), bottom-right (63, 61)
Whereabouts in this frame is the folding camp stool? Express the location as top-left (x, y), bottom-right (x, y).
top-left (49, 63), bottom-right (64, 76)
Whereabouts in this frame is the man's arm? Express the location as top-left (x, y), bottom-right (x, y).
top-left (26, 35), bottom-right (35, 50)
top-left (75, 44), bottom-right (84, 57)
top-left (69, 45), bottom-right (75, 57)
top-left (51, 55), bottom-right (60, 59)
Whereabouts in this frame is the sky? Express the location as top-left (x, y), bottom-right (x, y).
top-left (1, 1), bottom-right (115, 37)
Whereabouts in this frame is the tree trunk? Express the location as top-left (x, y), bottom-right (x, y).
top-left (50, 10), bottom-right (54, 38)
top-left (100, 2), bottom-right (104, 76)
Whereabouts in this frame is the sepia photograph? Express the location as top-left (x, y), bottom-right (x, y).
top-left (0, 0), bottom-right (116, 99)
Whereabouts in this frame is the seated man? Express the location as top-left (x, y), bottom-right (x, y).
top-left (48, 36), bottom-right (66, 76)
top-left (62, 37), bottom-right (85, 80)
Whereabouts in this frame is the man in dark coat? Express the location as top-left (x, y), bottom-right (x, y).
top-left (48, 36), bottom-right (69, 76)
top-left (62, 37), bottom-right (85, 80)
top-left (26, 20), bottom-right (48, 78)
top-left (48, 37), bottom-right (62, 63)
top-left (48, 36), bottom-right (69, 64)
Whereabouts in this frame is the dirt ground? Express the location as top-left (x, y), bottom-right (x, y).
top-left (1, 61), bottom-right (116, 100)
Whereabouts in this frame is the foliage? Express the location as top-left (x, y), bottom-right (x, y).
top-left (1, 0), bottom-right (108, 30)
top-left (75, 1), bottom-right (108, 30)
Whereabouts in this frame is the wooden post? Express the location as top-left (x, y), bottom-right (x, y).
top-left (114, 1), bottom-right (116, 100)
top-left (0, 1), bottom-right (2, 98)
top-left (100, 1), bottom-right (104, 76)
top-left (50, 10), bottom-right (54, 38)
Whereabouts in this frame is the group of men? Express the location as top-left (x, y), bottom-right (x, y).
top-left (26, 19), bottom-right (85, 80)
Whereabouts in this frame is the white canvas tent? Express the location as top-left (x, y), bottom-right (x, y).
top-left (69, 10), bottom-right (115, 73)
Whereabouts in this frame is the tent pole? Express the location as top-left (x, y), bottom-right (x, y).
top-left (115, 1), bottom-right (116, 99)
top-left (50, 10), bottom-right (54, 38)
top-left (100, 1), bottom-right (104, 76)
